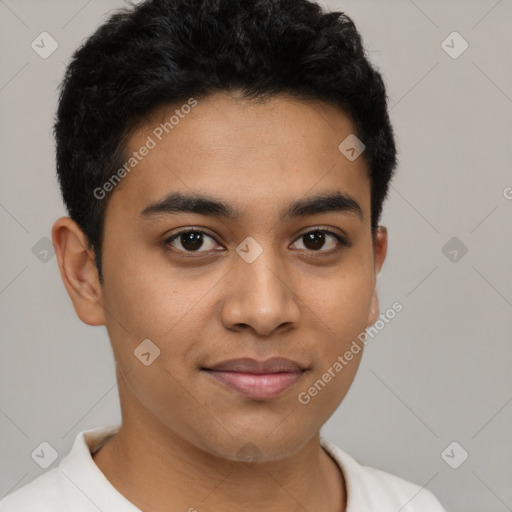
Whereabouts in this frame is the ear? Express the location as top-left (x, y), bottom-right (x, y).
top-left (367, 226), bottom-right (388, 326)
top-left (51, 216), bottom-right (106, 326)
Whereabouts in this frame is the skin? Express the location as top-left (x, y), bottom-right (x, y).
top-left (52, 91), bottom-right (387, 512)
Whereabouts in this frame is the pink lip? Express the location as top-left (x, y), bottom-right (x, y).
top-left (202, 357), bottom-right (306, 400)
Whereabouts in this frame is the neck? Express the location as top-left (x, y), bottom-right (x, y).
top-left (92, 416), bottom-right (346, 512)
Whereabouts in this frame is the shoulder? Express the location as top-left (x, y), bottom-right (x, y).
top-left (0, 424), bottom-right (122, 512)
top-left (320, 437), bottom-right (447, 512)
top-left (0, 468), bottom-right (67, 512)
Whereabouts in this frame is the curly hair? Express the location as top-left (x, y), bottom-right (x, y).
top-left (54, 0), bottom-right (397, 282)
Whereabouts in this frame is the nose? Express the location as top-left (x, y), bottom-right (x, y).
top-left (220, 249), bottom-right (301, 337)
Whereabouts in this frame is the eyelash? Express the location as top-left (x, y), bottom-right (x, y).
top-left (163, 226), bottom-right (351, 256)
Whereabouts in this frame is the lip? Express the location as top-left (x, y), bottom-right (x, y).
top-left (202, 357), bottom-right (306, 400)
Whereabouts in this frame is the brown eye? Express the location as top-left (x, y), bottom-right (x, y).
top-left (291, 229), bottom-right (349, 253)
top-left (165, 230), bottom-right (220, 253)
top-left (302, 231), bottom-right (327, 250)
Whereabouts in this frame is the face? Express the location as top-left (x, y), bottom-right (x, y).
top-left (54, 91), bottom-right (387, 462)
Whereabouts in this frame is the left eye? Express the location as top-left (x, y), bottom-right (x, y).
top-left (290, 230), bottom-right (347, 252)
top-left (164, 229), bottom-right (348, 254)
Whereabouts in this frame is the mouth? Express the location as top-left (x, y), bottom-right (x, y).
top-left (201, 357), bottom-right (307, 400)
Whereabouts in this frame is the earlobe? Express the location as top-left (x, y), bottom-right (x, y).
top-left (367, 226), bottom-right (388, 326)
top-left (51, 216), bottom-right (106, 326)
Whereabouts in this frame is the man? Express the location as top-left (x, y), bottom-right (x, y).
top-left (0, 0), bottom-right (447, 510)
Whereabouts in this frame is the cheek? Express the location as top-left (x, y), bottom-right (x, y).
top-left (102, 248), bottom-right (216, 341)
top-left (295, 294), bottom-right (368, 426)
top-left (297, 354), bottom-right (362, 412)
top-left (100, 259), bottom-right (220, 402)
top-left (300, 254), bottom-right (374, 394)
top-left (309, 258), bottom-right (374, 334)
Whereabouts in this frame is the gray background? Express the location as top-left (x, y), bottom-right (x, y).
top-left (0, 1), bottom-right (511, 511)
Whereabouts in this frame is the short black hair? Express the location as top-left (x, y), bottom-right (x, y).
top-left (54, 0), bottom-right (397, 283)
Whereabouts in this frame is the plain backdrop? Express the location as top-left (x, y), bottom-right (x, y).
top-left (1, 1), bottom-right (511, 511)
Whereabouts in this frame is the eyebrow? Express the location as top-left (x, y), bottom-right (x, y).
top-left (140, 190), bottom-right (363, 221)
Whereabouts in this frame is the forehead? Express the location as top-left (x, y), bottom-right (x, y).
top-left (105, 92), bottom-right (370, 224)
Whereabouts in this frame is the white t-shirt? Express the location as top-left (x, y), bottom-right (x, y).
top-left (0, 424), bottom-right (447, 511)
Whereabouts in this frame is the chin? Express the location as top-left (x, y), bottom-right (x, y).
top-left (194, 427), bottom-right (315, 464)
